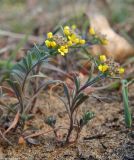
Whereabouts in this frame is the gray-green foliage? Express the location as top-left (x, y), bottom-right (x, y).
top-left (122, 79), bottom-right (132, 128)
top-left (7, 44), bottom-right (55, 114)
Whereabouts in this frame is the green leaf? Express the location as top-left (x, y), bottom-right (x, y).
top-left (10, 45), bottom-right (49, 88)
top-left (80, 111), bottom-right (95, 126)
top-left (8, 79), bottom-right (21, 96)
top-left (74, 93), bottom-right (85, 103)
top-left (73, 94), bottom-right (89, 111)
top-left (14, 63), bottom-right (27, 73)
top-left (11, 70), bottom-right (25, 82)
top-left (73, 76), bottom-right (80, 92)
top-left (27, 52), bottom-right (33, 69)
top-left (63, 83), bottom-right (71, 107)
top-left (87, 62), bottom-right (94, 81)
top-left (44, 116), bottom-right (56, 127)
top-left (8, 80), bottom-right (24, 113)
top-left (122, 79), bottom-right (132, 128)
top-left (58, 96), bottom-right (71, 117)
top-left (21, 114), bottom-right (34, 121)
top-left (23, 57), bottom-right (30, 71)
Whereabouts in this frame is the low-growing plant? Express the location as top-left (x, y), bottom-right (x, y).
top-left (0, 25), bottom-right (125, 145)
top-left (40, 26), bottom-right (125, 144)
top-left (50, 54), bottom-right (125, 144)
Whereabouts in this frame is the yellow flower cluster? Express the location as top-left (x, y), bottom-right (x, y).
top-left (63, 26), bottom-right (86, 46)
top-left (45, 32), bottom-right (68, 56)
top-left (98, 55), bottom-right (108, 73)
top-left (89, 27), bottom-right (95, 36)
top-left (101, 38), bottom-right (108, 45)
top-left (98, 55), bottom-right (125, 75)
top-left (47, 32), bottom-right (53, 38)
top-left (58, 46), bottom-right (68, 56)
top-left (98, 64), bottom-right (109, 72)
top-left (45, 25), bottom-right (86, 56)
top-left (45, 32), bottom-right (57, 48)
top-left (118, 67), bottom-right (125, 74)
top-left (45, 40), bottom-right (56, 48)
top-left (89, 27), bottom-right (108, 45)
top-left (99, 55), bottom-right (107, 62)
top-left (71, 24), bottom-right (76, 30)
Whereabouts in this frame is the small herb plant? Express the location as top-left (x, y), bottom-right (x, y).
top-left (1, 25), bottom-right (125, 145)
top-left (49, 54), bottom-right (125, 144)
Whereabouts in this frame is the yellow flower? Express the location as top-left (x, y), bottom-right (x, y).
top-left (89, 27), bottom-right (95, 35)
top-left (98, 64), bottom-right (109, 73)
top-left (74, 38), bottom-right (79, 44)
top-left (45, 40), bottom-right (51, 47)
top-left (100, 55), bottom-right (106, 62)
top-left (64, 29), bottom-right (70, 35)
top-left (45, 40), bottom-right (56, 48)
top-left (50, 41), bottom-right (57, 48)
top-left (68, 34), bottom-right (76, 40)
top-left (71, 24), bottom-right (76, 30)
top-left (64, 26), bottom-right (71, 36)
top-left (64, 26), bottom-right (70, 30)
top-left (58, 46), bottom-right (68, 56)
top-left (67, 41), bottom-right (73, 46)
top-left (118, 67), bottom-right (125, 74)
top-left (47, 32), bottom-right (53, 39)
top-left (68, 34), bottom-right (82, 44)
top-left (101, 38), bottom-right (108, 45)
top-left (79, 39), bottom-right (86, 44)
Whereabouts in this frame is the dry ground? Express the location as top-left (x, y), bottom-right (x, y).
top-left (0, 83), bottom-right (134, 160)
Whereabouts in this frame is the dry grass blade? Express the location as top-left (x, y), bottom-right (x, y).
top-left (24, 129), bottom-right (55, 139)
top-left (0, 29), bottom-right (44, 43)
top-left (0, 44), bottom-right (16, 55)
top-left (4, 110), bottom-right (20, 135)
top-left (24, 127), bottom-right (68, 139)
top-left (0, 86), bottom-right (15, 97)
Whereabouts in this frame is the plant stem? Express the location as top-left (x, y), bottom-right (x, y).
top-left (79, 74), bottom-right (104, 92)
top-left (75, 127), bottom-right (81, 142)
top-left (22, 55), bottom-right (49, 92)
top-left (65, 113), bottom-right (73, 143)
top-left (30, 64), bottom-right (41, 112)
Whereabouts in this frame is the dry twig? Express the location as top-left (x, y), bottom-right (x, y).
top-left (0, 29), bottom-right (44, 43)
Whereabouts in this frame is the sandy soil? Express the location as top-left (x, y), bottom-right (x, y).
top-left (0, 83), bottom-right (134, 160)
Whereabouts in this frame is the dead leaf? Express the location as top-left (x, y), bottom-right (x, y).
top-left (18, 136), bottom-right (26, 145)
top-left (24, 129), bottom-right (55, 139)
top-left (26, 137), bottom-right (40, 145)
top-left (0, 86), bottom-right (15, 97)
top-left (84, 87), bottom-right (96, 95)
top-left (4, 110), bottom-right (20, 135)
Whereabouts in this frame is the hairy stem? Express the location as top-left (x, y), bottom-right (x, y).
top-left (30, 64), bottom-right (41, 112)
